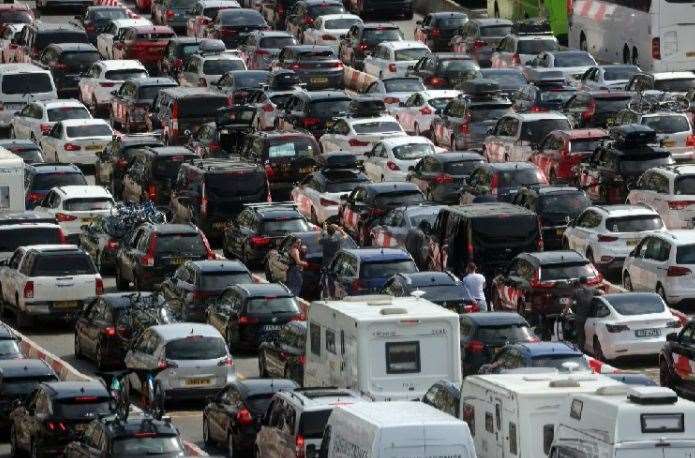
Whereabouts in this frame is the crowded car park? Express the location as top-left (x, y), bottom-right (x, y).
top-left (3, 0), bottom-right (695, 456)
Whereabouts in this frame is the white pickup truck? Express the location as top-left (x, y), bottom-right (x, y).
top-left (0, 245), bottom-right (103, 328)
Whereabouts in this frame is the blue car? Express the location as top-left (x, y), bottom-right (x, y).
top-left (24, 163), bottom-right (87, 209)
top-left (478, 341), bottom-right (589, 374)
top-left (321, 248), bottom-right (418, 299)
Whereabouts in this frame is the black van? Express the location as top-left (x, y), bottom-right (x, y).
top-left (405, 202), bottom-right (541, 277)
top-left (170, 158), bottom-right (269, 240)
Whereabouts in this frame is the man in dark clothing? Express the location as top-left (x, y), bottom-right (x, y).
top-left (319, 223), bottom-right (348, 268)
top-left (572, 275), bottom-right (602, 351)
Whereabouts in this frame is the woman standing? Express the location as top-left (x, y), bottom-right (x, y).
top-left (286, 238), bottom-right (308, 296)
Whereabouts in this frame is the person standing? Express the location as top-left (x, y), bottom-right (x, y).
top-left (462, 262), bottom-right (488, 312)
top-left (286, 238), bottom-right (308, 297)
top-left (319, 223), bottom-right (348, 268)
top-left (572, 276), bottom-right (602, 352)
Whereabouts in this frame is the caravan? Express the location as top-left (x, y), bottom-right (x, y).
top-left (0, 148), bottom-right (24, 213)
top-left (303, 295), bottom-right (461, 401)
top-left (551, 386), bottom-right (695, 458)
top-left (460, 373), bottom-right (625, 458)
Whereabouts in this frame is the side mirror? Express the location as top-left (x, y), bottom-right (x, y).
top-left (415, 20), bottom-right (422, 25)
top-left (666, 332), bottom-right (679, 342)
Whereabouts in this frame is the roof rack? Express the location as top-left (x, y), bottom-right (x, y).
top-left (243, 201), bottom-right (298, 210)
top-left (510, 18), bottom-right (552, 36)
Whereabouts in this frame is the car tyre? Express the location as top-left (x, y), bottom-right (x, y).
top-left (656, 284), bottom-right (667, 303)
top-left (115, 266), bottom-right (129, 290)
top-left (593, 336), bottom-right (607, 362)
top-left (660, 357), bottom-right (674, 388)
top-left (202, 415), bottom-right (212, 446)
top-left (225, 326), bottom-right (234, 347)
top-left (622, 271), bottom-right (633, 291)
top-left (15, 296), bottom-right (30, 329)
top-left (74, 333), bottom-right (83, 359)
top-left (152, 383), bottom-right (166, 419)
top-left (549, 169), bottom-right (557, 185)
top-left (96, 341), bottom-right (107, 371)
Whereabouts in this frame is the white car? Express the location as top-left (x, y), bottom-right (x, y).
top-left (362, 76), bottom-right (426, 109)
top-left (525, 50), bottom-right (597, 82)
top-left (627, 165), bottom-right (695, 230)
top-left (34, 185), bottom-right (115, 244)
top-left (578, 64), bottom-right (641, 90)
top-left (10, 99), bottom-right (91, 142)
top-left (563, 204), bottom-right (666, 274)
top-left (302, 13), bottom-right (362, 51)
top-left (622, 230), bottom-right (695, 307)
top-left (615, 111), bottom-right (695, 162)
top-left (363, 136), bottom-right (436, 182)
top-left (491, 33), bottom-right (559, 68)
top-left (0, 244), bottom-right (102, 328)
top-left (247, 87), bottom-right (305, 130)
top-left (40, 119), bottom-right (114, 165)
top-left (583, 292), bottom-right (680, 361)
top-left (483, 112), bottom-right (571, 162)
top-left (363, 41), bottom-right (431, 79)
top-left (78, 60), bottom-right (148, 115)
top-left (96, 18), bottom-right (153, 59)
top-left (319, 115), bottom-right (407, 158)
top-left (178, 53), bottom-right (247, 87)
top-left (390, 89), bottom-right (460, 135)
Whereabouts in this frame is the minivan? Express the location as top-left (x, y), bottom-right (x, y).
top-left (0, 64), bottom-right (57, 131)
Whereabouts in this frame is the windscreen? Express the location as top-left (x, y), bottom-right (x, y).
top-left (54, 397), bottom-right (111, 419)
top-left (218, 10), bottom-right (266, 25)
top-left (297, 50), bottom-right (336, 61)
top-left (531, 355), bottom-right (589, 371)
top-left (363, 28), bottom-right (403, 44)
top-left (310, 99), bottom-right (352, 117)
top-left (47, 106), bottom-right (91, 122)
top-left (63, 198), bottom-right (113, 211)
top-left (232, 72), bottom-right (270, 88)
top-left (261, 218), bottom-right (311, 234)
top-left (0, 339), bottom-right (21, 358)
top-left (35, 31), bottom-right (88, 49)
top-left (30, 253), bottom-right (96, 276)
top-left (156, 233), bottom-right (206, 257)
top-left (138, 85), bottom-right (175, 100)
top-left (517, 38), bottom-right (559, 55)
top-left (32, 172), bottom-right (86, 189)
top-left (675, 176), bottom-right (695, 195)
top-left (206, 171), bottom-right (266, 197)
top-left (178, 96), bottom-right (228, 117)
top-left (604, 66), bottom-right (639, 81)
top-left (608, 295), bottom-right (665, 315)
top-left (66, 124), bottom-right (112, 137)
top-left (260, 36), bottom-right (297, 48)
top-left (655, 78), bottom-right (695, 92)
top-left (553, 53), bottom-right (595, 67)
top-left (392, 143), bottom-right (434, 160)
top-left (540, 262), bottom-right (596, 281)
top-left (246, 296), bottom-right (299, 314)
top-left (200, 272), bottom-right (252, 290)
top-left (352, 121), bottom-right (402, 134)
top-left (165, 336), bottom-right (226, 359)
top-left (135, 32), bottom-right (175, 40)
top-left (642, 115), bottom-right (691, 134)
top-left (570, 139), bottom-right (604, 152)
top-left (1, 73), bottom-right (53, 94)
top-left (152, 156), bottom-right (190, 179)
top-left (307, 4), bottom-right (344, 15)
top-left (104, 69), bottom-right (148, 81)
top-left (0, 10), bottom-right (32, 23)
top-left (480, 24), bottom-right (512, 37)
top-left (496, 168), bottom-right (547, 188)
top-left (476, 323), bottom-right (534, 343)
top-left (112, 436), bottom-right (183, 455)
top-left (520, 119), bottom-right (572, 144)
top-left (605, 215), bottom-right (663, 232)
top-left (373, 191), bottom-right (423, 207)
top-left (360, 259), bottom-right (417, 278)
top-left (444, 159), bottom-right (483, 175)
top-left (537, 192), bottom-right (590, 214)
top-left (325, 18), bottom-right (361, 29)
top-left (595, 97), bottom-right (630, 113)
top-left (383, 78), bottom-right (425, 92)
top-left (59, 51), bottom-right (100, 71)
top-left (0, 228), bottom-right (61, 252)
top-left (436, 16), bottom-right (467, 28)
top-left (299, 410), bottom-right (332, 438)
top-left (394, 48), bottom-right (430, 61)
top-left (92, 9), bottom-right (128, 20)
top-left (203, 59), bottom-right (245, 75)
top-left (267, 137), bottom-right (317, 159)
top-left (1, 375), bottom-right (56, 396)
top-left (246, 393), bottom-right (275, 417)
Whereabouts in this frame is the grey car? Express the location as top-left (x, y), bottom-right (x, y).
top-left (240, 30), bottom-right (298, 70)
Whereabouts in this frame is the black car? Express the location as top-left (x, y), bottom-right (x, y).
top-left (10, 381), bottom-right (113, 457)
top-left (115, 222), bottom-right (215, 291)
top-left (478, 68), bottom-right (527, 97)
top-left (71, 5), bottom-right (129, 43)
top-left (460, 312), bottom-right (537, 376)
top-left (64, 414), bottom-right (185, 458)
top-left (275, 90), bottom-right (352, 138)
top-left (459, 162), bottom-right (548, 204)
top-left (258, 321), bottom-right (306, 385)
top-left (206, 283), bottom-right (303, 350)
top-left (205, 8), bottom-right (269, 48)
top-left (24, 163), bottom-right (87, 209)
top-left (170, 158), bottom-right (269, 240)
top-left (564, 90), bottom-right (632, 128)
top-left (408, 151), bottom-right (484, 203)
top-left (36, 43), bottom-right (101, 98)
top-left (74, 292), bottom-right (169, 369)
top-left (414, 12), bottom-right (469, 52)
top-left (110, 77), bottom-right (179, 133)
top-left (214, 70), bottom-right (271, 103)
top-left (223, 202), bottom-right (313, 266)
top-left (512, 71), bottom-right (577, 113)
top-left (203, 378), bottom-right (298, 456)
top-left (511, 186), bottom-right (591, 249)
top-left (160, 260), bottom-right (252, 321)
top-left (0, 360), bottom-right (58, 429)
top-left (158, 37), bottom-right (206, 77)
top-left (381, 271), bottom-right (476, 313)
top-left (422, 379), bottom-right (460, 417)
top-left (409, 53), bottom-right (480, 89)
top-left (0, 140), bottom-right (44, 164)
top-left (346, 0), bottom-right (413, 20)
top-left (478, 341), bottom-right (588, 374)
top-left (94, 134), bottom-right (164, 197)
top-left (338, 22), bottom-right (403, 70)
top-left (274, 45), bottom-right (343, 90)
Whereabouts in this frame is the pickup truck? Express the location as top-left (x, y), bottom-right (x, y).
top-left (0, 245), bottom-right (103, 328)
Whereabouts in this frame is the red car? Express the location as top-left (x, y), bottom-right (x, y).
top-left (113, 25), bottom-right (175, 69)
top-left (529, 128), bottom-right (608, 185)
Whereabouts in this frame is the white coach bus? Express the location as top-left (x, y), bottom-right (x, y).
top-left (569, 0), bottom-right (695, 72)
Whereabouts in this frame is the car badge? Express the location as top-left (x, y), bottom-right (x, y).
top-left (272, 317), bottom-right (278, 323)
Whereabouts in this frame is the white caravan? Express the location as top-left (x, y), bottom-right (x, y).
top-left (460, 373), bottom-right (625, 458)
top-left (0, 148), bottom-right (24, 213)
top-left (322, 401), bottom-right (477, 458)
top-left (303, 294), bottom-right (461, 401)
top-left (551, 385), bottom-right (695, 458)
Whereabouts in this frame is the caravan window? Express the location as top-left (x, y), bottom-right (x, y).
top-left (641, 413), bottom-right (684, 433)
top-left (543, 424), bottom-right (554, 454)
top-left (485, 412), bottom-right (494, 433)
top-left (385, 341), bottom-right (420, 374)
top-left (325, 329), bottom-right (336, 354)
top-left (509, 422), bottom-right (517, 455)
top-left (309, 323), bottom-right (321, 356)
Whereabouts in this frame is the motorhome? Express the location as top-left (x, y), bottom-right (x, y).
top-left (0, 148), bottom-right (24, 213)
top-left (321, 401), bottom-right (477, 458)
top-left (460, 373), bottom-right (626, 458)
top-left (304, 294), bottom-right (461, 401)
top-left (551, 386), bottom-right (695, 458)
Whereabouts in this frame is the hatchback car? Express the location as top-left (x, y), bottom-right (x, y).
top-left (24, 163), bottom-right (87, 209)
top-left (407, 151), bottom-right (484, 203)
top-left (0, 360), bottom-right (57, 429)
top-left (258, 320), bottom-right (306, 384)
top-left (381, 271), bottom-right (474, 313)
top-left (0, 140), bottom-right (44, 164)
top-left (478, 341), bottom-right (589, 374)
top-left (40, 119), bottom-right (114, 167)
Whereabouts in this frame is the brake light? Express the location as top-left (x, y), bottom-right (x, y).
top-left (264, 163), bottom-right (275, 179)
top-left (171, 101), bottom-right (180, 119)
top-left (357, 41), bottom-right (369, 51)
top-left (46, 421), bottom-right (67, 432)
top-left (386, 160), bottom-right (400, 171)
top-left (463, 302), bottom-right (479, 313)
top-left (473, 39), bottom-right (487, 49)
top-left (419, 106), bottom-right (432, 115)
top-left (351, 278), bottom-right (365, 292)
top-left (249, 235), bottom-right (271, 247)
top-left (298, 354), bottom-right (305, 365)
top-left (218, 355), bottom-right (234, 367)
top-left (103, 326), bottom-right (116, 336)
top-left (459, 115), bottom-right (470, 134)
top-left (157, 359), bottom-right (178, 369)
top-left (430, 27), bottom-right (441, 38)
top-left (581, 99), bottom-right (596, 122)
top-left (56, 212), bottom-right (77, 222)
top-left (239, 315), bottom-right (260, 325)
top-left (597, 234), bottom-right (618, 242)
top-left (466, 339), bottom-right (484, 353)
top-left (303, 117), bottom-right (320, 128)
top-left (147, 184), bottom-right (157, 201)
top-left (320, 197), bottom-right (338, 206)
top-left (489, 173), bottom-right (499, 194)
top-left (141, 234), bottom-right (157, 267)
top-left (530, 105), bottom-right (548, 113)
top-left (173, 58), bottom-right (183, 69)
top-left (289, 62), bottom-right (301, 70)
top-left (427, 76), bottom-right (445, 87)
top-left (687, 135), bottom-right (695, 147)
top-left (668, 266), bottom-right (692, 277)
top-left (388, 63), bottom-right (397, 73)
top-left (200, 194), bottom-right (208, 216)
top-left (652, 37), bottom-right (661, 60)
top-left (512, 53), bottom-right (521, 65)
top-left (23, 281), bottom-right (33, 299)
top-left (262, 103), bottom-right (274, 112)
top-left (296, 435), bottom-right (305, 458)
top-left (434, 174), bottom-right (453, 184)
top-left (669, 200), bottom-right (695, 210)
top-left (96, 277), bottom-right (104, 295)
top-left (235, 407), bottom-right (254, 425)
top-left (39, 123), bottom-right (52, 135)
top-left (58, 229), bottom-right (67, 244)
top-left (99, 82), bottom-right (115, 88)
top-left (64, 143), bottom-right (81, 151)
top-left (303, 16), bottom-right (314, 25)
top-left (166, 9), bottom-right (175, 19)
top-left (28, 192), bottom-right (43, 203)
top-left (560, 145), bottom-right (570, 157)
top-left (348, 139), bottom-right (368, 147)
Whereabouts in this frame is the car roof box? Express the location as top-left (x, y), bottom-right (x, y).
top-left (461, 78), bottom-right (500, 96)
top-left (317, 152), bottom-right (360, 170)
top-left (511, 18), bottom-right (552, 35)
top-left (610, 123), bottom-right (656, 147)
top-left (215, 106), bottom-right (256, 128)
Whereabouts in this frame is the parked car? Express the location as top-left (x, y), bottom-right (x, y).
top-left (407, 151), bottom-right (484, 203)
top-left (381, 271), bottom-right (475, 313)
top-left (257, 320), bottom-right (306, 384)
top-left (478, 341), bottom-right (589, 374)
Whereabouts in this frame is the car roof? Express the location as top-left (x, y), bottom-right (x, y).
top-left (446, 201), bottom-right (536, 217)
top-left (187, 260), bottom-right (249, 273)
top-left (0, 359), bottom-right (54, 378)
top-left (104, 415), bottom-right (180, 438)
top-left (362, 181), bottom-right (420, 193)
top-left (511, 112), bottom-right (569, 121)
top-left (37, 99), bottom-right (86, 109)
top-left (150, 323), bottom-right (222, 339)
top-left (33, 22), bottom-right (84, 32)
top-left (301, 90), bottom-right (350, 101)
top-left (516, 341), bottom-right (582, 357)
top-left (59, 118), bottom-right (110, 128)
top-left (130, 77), bottom-right (177, 87)
top-left (282, 387), bottom-right (362, 410)
top-left (145, 146), bottom-right (197, 157)
top-left (380, 136), bottom-right (432, 148)
top-left (232, 378), bottom-right (298, 397)
top-left (652, 72), bottom-right (695, 80)
top-left (54, 185), bottom-right (112, 199)
top-left (397, 271), bottom-right (457, 287)
top-left (111, 18), bottom-right (152, 28)
top-left (656, 230), bottom-right (695, 245)
top-left (535, 185), bottom-right (585, 195)
top-left (47, 43), bottom-right (97, 52)
top-left (553, 128), bottom-right (608, 140)
top-left (0, 63), bottom-right (50, 75)
top-left (463, 312), bottom-right (527, 325)
top-left (100, 292), bottom-right (159, 309)
top-left (342, 248), bottom-right (411, 261)
top-left (419, 89), bottom-right (461, 100)
top-left (0, 211), bottom-right (56, 224)
top-left (150, 223), bottom-right (200, 234)
top-left (42, 381), bottom-right (109, 399)
top-left (24, 244), bottom-right (82, 253)
top-left (284, 44), bottom-right (335, 53)
top-left (231, 282), bottom-right (292, 297)
top-left (29, 163), bottom-right (82, 174)
top-left (429, 11), bottom-right (466, 18)
top-left (98, 59), bottom-right (146, 70)
top-left (522, 250), bottom-right (587, 265)
top-left (347, 115), bottom-right (398, 125)
top-left (382, 40), bottom-right (428, 50)
top-left (434, 151), bottom-right (484, 162)
top-left (590, 204), bottom-right (657, 217)
top-left (198, 0), bottom-right (240, 6)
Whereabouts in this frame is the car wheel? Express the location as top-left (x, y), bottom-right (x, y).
top-left (450, 135), bottom-right (456, 150)
top-left (562, 238), bottom-right (570, 250)
top-left (660, 357), bottom-right (674, 388)
top-left (657, 284), bottom-right (667, 303)
top-left (586, 249), bottom-right (596, 267)
top-left (378, 71), bottom-right (383, 79)
top-left (202, 415), bottom-right (212, 446)
top-left (15, 297), bottom-right (30, 329)
top-left (96, 341), bottom-right (107, 371)
top-left (10, 425), bottom-right (21, 457)
top-left (227, 432), bottom-right (236, 458)
top-left (258, 351), bottom-right (267, 377)
top-left (9, 126), bottom-right (15, 139)
top-left (593, 336), bottom-right (606, 362)
top-left (92, 96), bottom-right (99, 116)
top-left (74, 333), bottom-right (83, 359)
top-left (133, 274), bottom-right (144, 292)
top-left (124, 115), bottom-right (132, 133)
top-left (622, 271), bottom-right (633, 291)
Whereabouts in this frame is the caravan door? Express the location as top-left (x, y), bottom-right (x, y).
top-left (493, 398), bottom-right (504, 458)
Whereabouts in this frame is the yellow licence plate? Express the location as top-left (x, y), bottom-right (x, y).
top-left (55, 301), bottom-right (78, 309)
top-left (663, 140), bottom-right (676, 147)
top-left (171, 257), bottom-right (184, 265)
top-left (310, 76), bottom-right (328, 84)
top-left (86, 145), bottom-right (102, 151)
top-left (186, 378), bottom-right (211, 386)
top-left (626, 240), bottom-right (639, 246)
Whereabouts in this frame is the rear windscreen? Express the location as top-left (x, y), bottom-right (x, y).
top-left (92, 9), bottom-right (128, 20)
top-left (325, 178), bottom-right (368, 193)
top-left (310, 99), bottom-right (351, 117)
top-left (540, 262), bottom-right (596, 281)
top-left (607, 294), bottom-right (665, 315)
top-left (1, 375), bottom-right (56, 395)
top-left (200, 272), bottom-right (252, 290)
top-left (481, 70), bottom-right (526, 89)
top-left (605, 215), bottom-right (663, 232)
top-left (261, 218), bottom-right (311, 234)
top-left (36, 32), bottom-right (88, 49)
top-left (165, 336), bottom-right (226, 360)
top-left (444, 160), bottom-right (483, 175)
top-left (203, 59), bottom-right (246, 75)
top-left (246, 296), bottom-right (299, 314)
top-left (112, 436), bottom-right (182, 455)
top-left (138, 85), bottom-right (175, 100)
top-left (54, 397), bottom-right (111, 420)
top-left (352, 121), bottom-right (402, 134)
top-left (538, 193), bottom-right (590, 214)
top-left (0, 10), bottom-right (32, 23)
top-left (604, 66), bottom-right (638, 81)
top-left (394, 48), bottom-right (430, 61)
top-left (362, 28), bottom-right (403, 44)
top-left (470, 104), bottom-right (513, 122)
top-left (516, 38), bottom-right (558, 55)
top-left (1, 73), bottom-right (53, 94)
top-left (373, 191), bottom-right (423, 208)
top-left (299, 410), bottom-right (332, 438)
top-left (66, 124), bottom-right (112, 138)
top-left (570, 139), bottom-right (604, 152)
top-left (47, 106), bottom-right (91, 122)
top-left (178, 97), bottom-right (229, 117)
top-left (642, 115), bottom-right (691, 134)
top-left (206, 171), bottom-right (267, 196)
top-left (325, 18), bottom-right (360, 29)
top-left (595, 97), bottom-right (630, 113)
top-left (218, 9), bottom-right (266, 25)
top-left (360, 259), bottom-right (417, 278)
top-left (169, 0), bottom-right (196, 7)
top-left (392, 143), bottom-right (434, 160)
top-left (267, 137), bottom-right (317, 159)
top-left (156, 233), bottom-right (206, 257)
top-left (232, 72), bottom-right (270, 88)
top-left (675, 176), bottom-right (695, 195)
top-left (0, 228), bottom-right (61, 252)
top-left (260, 36), bottom-right (296, 48)
top-left (152, 156), bottom-right (190, 179)
top-left (383, 78), bottom-right (425, 92)
top-left (472, 214), bottom-right (539, 242)
top-left (63, 198), bottom-right (113, 211)
top-left (297, 50), bottom-right (336, 61)
top-left (476, 323), bottom-right (533, 344)
top-left (246, 393), bottom-right (275, 417)
top-left (496, 168), bottom-right (546, 188)
top-left (59, 51), bottom-right (100, 71)
top-left (105, 69), bottom-right (148, 81)
top-left (135, 32), bottom-right (175, 40)
top-left (619, 156), bottom-right (672, 175)
top-left (15, 149), bottom-right (43, 164)
top-left (520, 119), bottom-right (572, 144)
top-left (436, 17), bottom-right (466, 28)
top-left (32, 172), bottom-right (87, 190)
top-left (553, 53), bottom-right (595, 67)
top-left (30, 253), bottom-right (96, 276)
top-left (480, 25), bottom-right (512, 37)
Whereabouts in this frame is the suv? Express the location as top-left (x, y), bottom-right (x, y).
top-left (256, 388), bottom-right (363, 458)
top-left (563, 90), bottom-right (632, 128)
top-left (24, 163), bottom-right (87, 209)
top-left (614, 110), bottom-right (695, 162)
top-left (458, 161), bottom-right (548, 204)
top-left (414, 12), bottom-right (469, 52)
top-left (121, 146), bottom-right (199, 206)
top-left (15, 23), bottom-right (89, 64)
top-left (449, 18), bottom-right (513, 68)
top-left (0, 221), bottom-right (65, 261)
top-left (563, 204), bottom-right (666, 273)
top-left (491, 22), bottom-right (559, 68)
top-left (405, 203), bottom-right (541, 277)
top-left (275, 91), bottom-right (353, 138)
top-left (110, 77), bottom-right (178, 134)
top-left (338, 23), bottom-right (403, 70)
top-left (272, 45), bottom-right (343, 90)
top-left (170, 158), bottom-right (270, 239)
top-left (0, 64), bottom-right (57, 131)
top-left (344, 0), bottom-right (413, 19)
top-left (36, 43), bottom-right (101, 98)
top-left (258, 320), bottom-right (306, 384)
top-left (94, 134), bottom-right (164, 196)
top-left (114, 222), bottom-right (215, 290)
top-left (407, 151), bottom-right (485, 203)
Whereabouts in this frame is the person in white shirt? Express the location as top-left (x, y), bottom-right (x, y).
top-left (462, 262), bottom-right (487, 312)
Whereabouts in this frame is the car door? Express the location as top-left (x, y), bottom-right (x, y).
top-left (668, 323), bottom-right (695, 387)
top-left (208, 387), bottom-right (234, 442)
top-left (626, 237), bottom-right (651, 291)
top-left (641, 237), bottom-right (671, 291)
top-left (119, 227), bottom-right (147, 281)
top-left (0, 250), bottom-right (22, 303)
top-left (363, 143), bottom-right (386, 182)
top-left (584, 299), bottom-right (610, 352)
top-left (534, 133), bottom-right (561, 180)
top-left (13, 103), bottom-right (37, 138)
top-left (82, 298), bottom-right (105, 357)
top-left (565, 209), bottom-right (599, 254)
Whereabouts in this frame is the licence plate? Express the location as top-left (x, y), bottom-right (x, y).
top-left (556, 228), bottom-right (564, 236)
top-left (605, 117), bottom-right (616, 127)
top-left (185, 377), bottom-right (211, 386)
top-left (626, 239), bottom-right (639, 247)
top-left (663, 140), bottom-right (676, 147)
top-left (635, 328), bottom-right (660, 338)
top-left (263, 325), bottom-right (282, 331)
top-left (310, 76), bottom-right (328, 84)
top-left (86, 145), bottom-right (102, 151)
top-left (81, 218), bottom-right (92, 223)
top-left (300, 166), bottom-right (313, 173)
top-left (170, 257), bottom-right (184, 265)
top-left (559, 297), bottom-right (571, 305)
top-left (54, 301), bottom-right (78, 309)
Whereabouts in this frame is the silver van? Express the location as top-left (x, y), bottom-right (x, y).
top-left (0, 64), bottom-right (57, 130)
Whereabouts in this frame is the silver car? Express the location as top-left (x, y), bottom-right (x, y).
top-left (124, 323), bottom-right (235, 407)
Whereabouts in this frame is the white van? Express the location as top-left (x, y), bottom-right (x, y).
top-left (460, 373), bottom-right (626, 458)
top-left (551, 386), bottom-right (695, 458)
top-left (0, 64), bottom-right (57, 130)
top-left (0, 149), bottom-right (25, 213)
top-left (320, 401), bottom-right (477, 458)
top-left (304, 295), bottom-right (462, 401)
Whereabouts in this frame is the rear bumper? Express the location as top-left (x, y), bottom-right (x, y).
top-left (163, 386), bottom-right (228, 401)
top-left (22, 300), bottom-right (91, 317)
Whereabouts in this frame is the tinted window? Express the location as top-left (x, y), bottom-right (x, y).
top-left (480, 70), bottom-right (526, 90)
top-left (570, 139), bottom-right (604, 152)
top-left (112, 437), bottom-right (183, 455)
top-left (496, 168), bottom-right (546, 187)
top-left (245, 393), bottom-right (275, 417)
top-left (307, 4), bottom-right (344, 15)
top-left (619, 156), bottom-right (673, 175)
top-left (259, 36), bottom-right (297, 48)
top-left (516, 39), bottom-right (558, 55)
top-left (444, 160), bottom-right (483, 175)
top-left (246, 296), bottom-right (299, 314)
top-left (218, 10), bottom-right (266, 25)
top-left (520, 119), bottom-right (572, 144)
top-left (676, 244), bottom-right (695, 263)
top-left (603, 66), bottom-right (639, 81)
top-left (200, 272), bottom-right (252, 290)
top-left (104, 69), bottom-right (148, 81)
top-left (13, 148), bottom-right (43, 164)
top-left (553, 53), bottom-right (595, 67)
top-left (310, 99), bottom-right (352, 117)
top-left (605, 215), bottom-right (663, 232)
top-left (362, 28), bottom-right (403, 44)
top-left (642, 115), bottom-right (691, 134)
top-left (36, 32), bottom-right (88, 49)
top-left (47, 106), bottom-right (91, 122)
top-left (170, 0), bottom-right (196, 7)
top-left (373, 191), bottom-right (423, 207)
top-left (394, 48), bottom-right (430, 61)
top-left (675, 176), bottom-right (695, 195)
top-left (53, 397), bottom-right (111, 419)
top-left (537, 193), bottom-right (590, 214)
top-left (138, 85), bottom-right (175, 100)
top-left (156, 233), bottom-right (206, 257)
top-left (232, 72), bottom-right (270, 88)
top-left (594, 97), bottom-right (630, 113)
top-left (152, 156), bottom-right (190, 179)
top-left (66, 124), bottom-right (112, 137)
top-left (266, 137), bottom-right (317, 159)
top-left (298, 410), bottom-right (332, 438)
top-left (324, 18), bottom-right (361, 29)
top-left (383, 78), bottom-right (425, 92)
top-left (63, 198), bottom-right (113, 211)
top-left (1, 73), bottom-right (53, 94)
top-left (360, 259), bottom-right (417, 278)
top-left (470, 104), bottom-right (513, 122)
top-left (206, 171), bottom-right (267, 196)
top-left (0, 228), bottom-right (61, 252)
top-left (59, 51), bottom-right (100, 71)
top-left (261, 218), bottom-right (311, 234)
top-left (1, 375), bottom-right (56, 395)
top-left (386, 341), bottom-right (420, 373)
top-left (32, 172), bottom-right (87, 189)
top-left (0, 10), bottom-right (32, 23)
top-left (30, 253), bottom-right (96, 275)
top-left (203, 59), bottom-right (245, 75)
top-left (439, 60), bottom-right (480, 76)
top-left (476, 324), bottom-right (534, 343)
top-left (352, 121), bottom-right (402, 134)
top-left (178, 96), bottom-right (228, 117)
top-left (165, 336), bottom-right (226, 359)
top-left (92, 9), bottom-right (128, 20)
top-left (540, 262), bottom-right (596, 281)
top-left (392, 143), bottom-right (434, 160)
top-left (531, 355), bottom-right (589, 371)
top-left (539, 89), bottom-right (576, 105)
top-left (480, 25), bottom-right (512, 37)
top-left (654, 78), bottom-right (695, 92)
top-left (607, 295), bottom-right (665, 315)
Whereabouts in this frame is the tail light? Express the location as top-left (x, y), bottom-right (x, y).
top-left (200, 195), bottom-right (208, 216)
top-left (597, 234), bottom-right (618, 242)
top-left (116, 158), bottom-right (128, 169)
top-left (669, 200), bottom-right (695, 210)
top-left (321, 34), bottom-right (336, 40)
top-left (217, 356), bottom-right (234, 367)
top-left (386, 161), bottom-right (400, 171)
top-left (147, 184), bottom-right (157, 201)
top-left (58, 230), bottom-right (67, 244)
top-left (303, 16), bottom-right (314, 25)
top-left (581, 100), bottom-right (596, 122)
top-left (249, 235), bottom-right (271, 247)
top-left (262, 103), bottom-right (274, 112)
top-left (357, 41), bottom-right (369, 52)
top-left (668, 266), bottom-right (691, 277)
top-left (199, 78), bottom-right (207, 87)
top-left (96, 277), bottom-right (104, 295)
top-left (434, 174), bottom-right (453, 184)
top-left (462, 302), bottom-right (479, 313)
top-left (46, 421), bottom-right (67, 433)
top-left (530, 105), bottom-right (548, 113)
top-left (28, 192), bottom-right (43, 204)
top-left (384, 97), bottom-right (400, 104)
top-left (419, 106), bottom-right (432, 115)
top-left (85, 24), bottom-right (96, 32)
top-left (166, 9), bottom-right (175, 19)
top-left (173, 58), bottom-right (183, 69)
top-left (303, 117), bottom-right (320, 128)
top-left (348, 139), bottom-right (368, 147)
top-left (290, 312), bottom-right (305, 321)
top-left (239, 315), bottom-right (260, 325)
top-left (459, 115), bottom-right (470, 134)
top-left (652, 37), bottom-right (661, 60)
top-left (369, 208), bottom-right (385, 217)
top-left (236, 408), bottom-right (254, 425)
top-left (430, 27), bottom-right (441, 38)
top-left (56, 212), bottom-right (77, 222)
top-left (295, 435), bottom-right (305, 458)
top-left (388, 63), bottom-right (397, 73)
top-left (289, 62), bottom-right (301, 70)
top-left (329, 61), bottom-right (343, 69)
top-left (264, 163), bottom-right (275, 179)
top-left (687, 135), bottom-right (695, 147)
top-left (426, 76), bottom-right (445, 87)
top-left (351, 278), bottom-right (365, 292)
top-left (512, 53), bottom-right (521, 65)
top-left (256, 49), bottom-right (270, 56)
top-left (537, 235), bottom-right (543, 251)
top-left (40, 123), bottom-right (52, 135)
top-left (489, 173), bottom-right (499, 194)
top-left (606, 323), bottom-right (629, 333)
top-left (465, 339), bottom-right (484, 353)
top-left (157, 359), bottom-right (178, 369)
top-left (64, 143), bottom-right (81, 151)
top-left (103, 326), bottom-right (116, 336)
top-left (473, 39), bottom-right (487, 49)
top-left (320, 197), bottom-right (338, 206)
top-left (208, 142), bottom-right (220, 153)
top-left (141, 234), bottom-right (157, 267)
top-left (560, 145), bottom-right (570, 157)
top-left (298, 354), bottom-right (305, 365)
top-left (23, 281), bottom-right (34, 299)
top-left (171, 101), bottom-right (180, 119)
top-left (530, 270), bottom-right (553, 289)
top-left (99, 82), bottom-right (115, 87)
